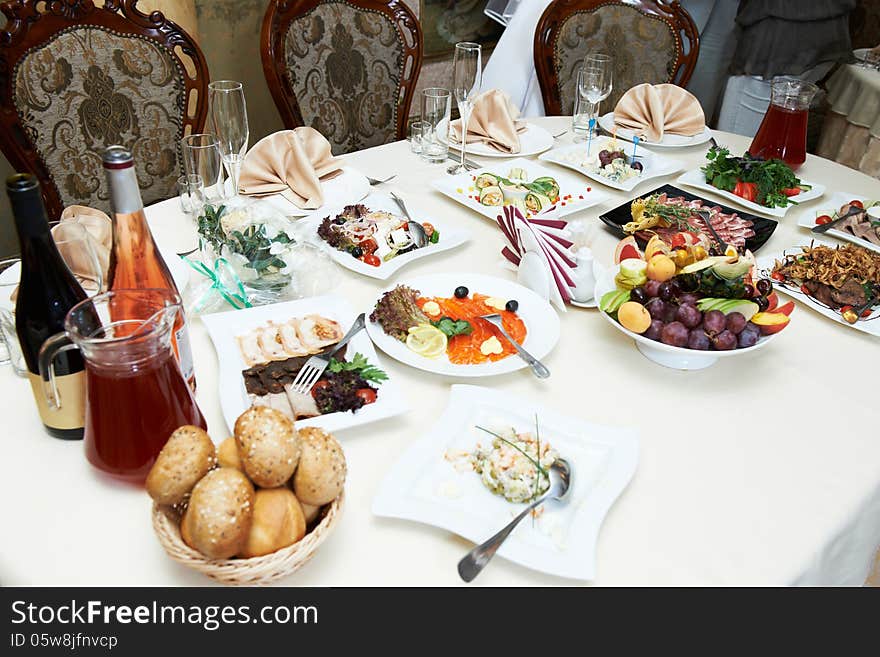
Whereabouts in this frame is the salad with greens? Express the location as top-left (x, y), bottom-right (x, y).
top-left (701, 145), bottom-right (811, 208)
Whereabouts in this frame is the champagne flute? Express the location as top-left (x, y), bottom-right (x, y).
top-left (181, 134), bottom-right (223, 203)
top-left (178, 174), bottom-right (205, 255)
top-left (447, 42), bottom-right (482, 175)
top-left (209, 80), bottom-right (249, 199)
top-left (581, 53), bottom-right (613, 119)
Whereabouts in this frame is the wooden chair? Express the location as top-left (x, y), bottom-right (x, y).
top-left (261, 0), bottom-right (422, 155)
top-left (534, 0), bottom-right (699, 116)
top-left (0, 0), bottom-right (209, 219)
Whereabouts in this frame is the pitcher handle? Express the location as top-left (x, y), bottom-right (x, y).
top-left (38, 332), bottom-right (78, 410)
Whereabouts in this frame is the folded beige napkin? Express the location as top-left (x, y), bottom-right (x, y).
top-left (238, 127), bottom-right (342, 209)
top-left (10, 206), bottom-right (111, 301)
top-left (450, 89), bottom-right (527, 154)
top-left (613, 83), bottom-right (705, 142)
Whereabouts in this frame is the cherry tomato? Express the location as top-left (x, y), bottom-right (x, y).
top-left (310, 380), bottom-right (331, 399)
top-left (800, 284), bottom-right (812, 295)
top-left (421, 222), bottom-right (435, 237)
top-left (782, 187), bottom-right (801, 197)
top-left (362, 254), bottom-right (381, 267)
top-left (360, 238), bottom-right (378, 255)
top-left (771, 271), bottom-right (785, 282)
top-left (355, 388), bottom-right (377, 405)
top-left (815, 215), bottom-right (832, 225)
top-left (849, 200), bottom-right (864, 209)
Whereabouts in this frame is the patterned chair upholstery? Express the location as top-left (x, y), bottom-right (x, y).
top-left (535, 0), bottom-right (699, 116)
top-left (262, 0), bottom-right (422, 155)
top-left (0, 1), bottom-right (209, 219)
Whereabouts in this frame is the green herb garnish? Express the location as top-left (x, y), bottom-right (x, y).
top-left (328, 352), bottom-right (388, 383)
top-left (429, 229), bottom-right (440, 244)
top-left (431, 316), bottom-right (472, 338)
top-left (701, 145), bottom-right (803, 208)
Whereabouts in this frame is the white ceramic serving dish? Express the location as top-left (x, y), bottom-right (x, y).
top-left (676, 168), bottom-right (825, 218)
top-left (439, 119), bottom-right (555, 157)
top-left (366, 272), bottom-right (560, 378)
top-left (372, 384), bottom-right (640, 581)
top-left (794, 191), bottom-right (880, 254)
top-left (539, 136), bottom-right (684, 192)
top-left (431, 157), bottom-right (609, 221)
top-left (594, 265), bottom-right (781, 370)
top-left (301, 191), bottom-right (470, 280)
top-left (202, 295), bottom-right (408, 434)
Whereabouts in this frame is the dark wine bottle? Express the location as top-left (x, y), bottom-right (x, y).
top-left (8, 174), bottom-right (88, 440)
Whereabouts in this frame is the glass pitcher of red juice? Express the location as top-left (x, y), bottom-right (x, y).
top-left (39, 289), bottom-right (206, 482)
top-left (748, 77), bottom-right (818, 171)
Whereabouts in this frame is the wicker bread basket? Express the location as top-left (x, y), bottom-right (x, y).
top-left (152, 491), bottom-right (344, 585)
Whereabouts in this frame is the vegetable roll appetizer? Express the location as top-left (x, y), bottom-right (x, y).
top-left (479, 185), bottom-right (504, 206)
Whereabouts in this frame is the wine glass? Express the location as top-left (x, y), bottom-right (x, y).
top-left (181, 134), bottom-right (223, 203)
top-left (447, 42), bottom-right (482, 175)
top-left (581, 53), bottom-right (613, 117)
top-left (208, 80), bottom-right (249, 199)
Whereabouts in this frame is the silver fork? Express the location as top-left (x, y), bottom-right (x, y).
top-left (479, 313), bottom-right (550, 379)
top-left (388, 191), bottom-right (428, 248)
top-left (288, 313), bottom-right (367, 394)
top-left (367, 174), bottom-right (396, 186)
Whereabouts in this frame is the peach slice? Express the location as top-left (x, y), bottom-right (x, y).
top-left (750, 311), bottom-right (791, 335)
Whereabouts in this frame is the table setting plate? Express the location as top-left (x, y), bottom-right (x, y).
top-left (676, 168), bottom-right (825, 218)
top-left (757, 241), bottom-right (880, 337)
top-left (365, 272), bottom-right (560, 378)
top-left (438, 119), bottom-right (555, 157)
top-left (431, 157), bottom-right (609, 221)
top-left (598, 184), bottom-right (778, 253)
top-left (539, 136), bottom-right (684, 192)
top-left (301, 191), bottom-right (471, 280)
top-left (225, 166), bottom-right (371, 218)
top-left (597, 112), bottom-right (713, 148)
top-left (794, 191), bottom-right (880, 254)
top-left (202, 295), bottom-right (408, 434)
top-left (372, 384), bottom-right (640, 581)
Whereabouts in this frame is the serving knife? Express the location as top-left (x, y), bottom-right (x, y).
top-left (811, 206), bottom-right (866, 233)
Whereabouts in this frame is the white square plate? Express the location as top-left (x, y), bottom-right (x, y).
top-left (757, 241), bottom-right (880, 337)
top-left (677, 168), bottom-right (825, 218)
top-left (597, 112), bottom-right (712, 148)
top-left (431, 157), bottom-right (609, 221)
top-left (372, 385), bottom-right (640, 581)
top-left (202, 296), bottom-right (408, 434)
top-left (539, 137), bottom-right (684, 192)
top-left (301, 192), bottom-right (470, 280)
top-left (795, 191), bottom-right (880, 254)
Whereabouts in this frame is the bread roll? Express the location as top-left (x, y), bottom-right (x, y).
top-left (234, 406), bottom-right (299, 487)
top-left (181, 468), bottom-right (254, 559)
top-left (300, 502), bottom-right (321, 525)
top-left (292, 427), bottom-right (346, 506)
top-left (240, 488), bottom-right (306, 558)
top-left (146, 425), bottom-right (216, 505)
top-left (217, 436), bottom-right (243, 472)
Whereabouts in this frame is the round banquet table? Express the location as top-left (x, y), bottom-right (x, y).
top-left (3, 117), bottom-right (880, 587)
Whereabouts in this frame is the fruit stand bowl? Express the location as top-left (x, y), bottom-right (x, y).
top-left (594, 267), bottom-right (780, 370)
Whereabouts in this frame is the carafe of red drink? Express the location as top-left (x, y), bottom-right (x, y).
top-left (748, 77), bottom-right (818, 171)
top-left (38, 289), bottom-right (206, 482)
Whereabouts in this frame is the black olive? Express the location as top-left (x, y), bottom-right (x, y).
top-left (756, 279), bottom-right (772, 296)
top-left (631, 161), bottom-right (644, 172)
top-left (505, 299), bottom-right (519, 313)
top-left (454, 286), bottom-right (469, 299)
top-left (333, 217), bottom-right (346, 225)
top-left (755, 295), bottom-right (770, 311)
top-left (351, 246), bottom-right (363, 258)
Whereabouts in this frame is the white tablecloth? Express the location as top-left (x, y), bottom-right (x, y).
top-left (3, 117), bottom-right (880, 586)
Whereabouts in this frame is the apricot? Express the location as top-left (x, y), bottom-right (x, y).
top-left (617, 301), bottom-right (652, 333)
top-left (646, 254), bottom-right (676, 282)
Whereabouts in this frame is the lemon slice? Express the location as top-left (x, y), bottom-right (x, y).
top-left (406, 324), bottom-right (447, 359)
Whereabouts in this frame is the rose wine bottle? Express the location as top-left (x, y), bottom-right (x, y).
top-left (8, 174), bottom-right (88, 439)
top-left (103, 146), bottom-right (196, 390)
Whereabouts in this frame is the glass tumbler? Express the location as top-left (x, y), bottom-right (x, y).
top-left (420, 88), bottom-right (452, 163)
top-left (409, 121), bottom-right (427, 154)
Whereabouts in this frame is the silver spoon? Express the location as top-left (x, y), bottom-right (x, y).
top-left (479, 313), bottom-right (550, 378)
top-left (388, 191), bottom-right (428, 248)
top-left (458, 458), bottom-right (572, 582)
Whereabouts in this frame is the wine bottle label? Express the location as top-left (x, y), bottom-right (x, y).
top-left (27, 371), bottom-right (85, 430)
top-left (175, 320), bottom-right (196, 386)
